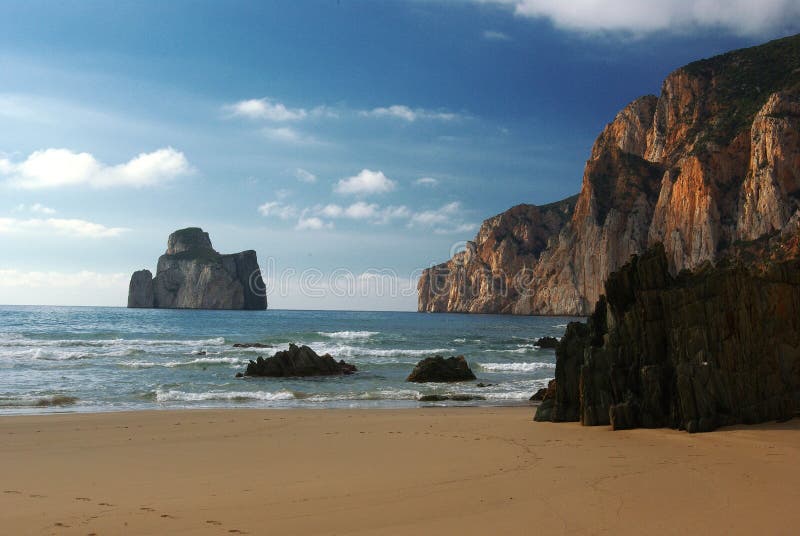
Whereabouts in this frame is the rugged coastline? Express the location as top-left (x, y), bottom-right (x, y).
top-left (419, 34), bottom-right (800, 316)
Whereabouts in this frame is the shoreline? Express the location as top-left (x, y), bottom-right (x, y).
top-left (1, 407), bottom-right (798, 535)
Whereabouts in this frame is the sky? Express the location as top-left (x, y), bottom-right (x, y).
top-left (0, 0), bottom-right (799, 310)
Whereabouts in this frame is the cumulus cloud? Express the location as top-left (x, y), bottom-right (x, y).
top-left (0, 217), bottom-right (128, 238)
top-left (294, 168), bottom-right (317, 183)
top-left (257, 201), bottom-right (298, 220)
top-left (483, 29), bottom-right (512, 41)
top-left (224, 97), bottom-right (336, 121)
top-left (415, 177), bottom-right (439, 187)
top-left (295, 216), bottom-right (333, 231)
top-left (225, 97), bottom-right (308, 121)
top-left (1, 147), bottom-right (191, 189)
top-left (360, 105), bottom-right (459, 122)
top-left (261, 126), bottom-right (319, 145)
top-left (408, 201), bottom-right (477, 234)
top-left (335, 169), bottom-right (397, 196)
top-left (483, 0), bottom-right (800, 36)
top-left (14, 203), bottom-right (56, 214)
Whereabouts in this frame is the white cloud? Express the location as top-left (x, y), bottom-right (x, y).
top-left (294, 168), bottom-right (317, 183)
top-left (335, 169), bottom-right (397, 196)
top-left (415, 177), bottom-right (439, 187)
top-left (343, 201), bottom-right (379, 220)
top-left (225, 98), bottom-right (308, 121)
top-left (483, 0), bottom-right (800, 36)
top-left (1, 147), bottom-right (191, 189)
top-left (258, 201), bottom-right (297, 220)
top-left (0, 217), bottom-right (128, 238)
top-left (262, 126), bottom-right (318, 145)
top-left (224, 98), bottom-right (337, 122)
top-left (407, 201), bottom-right (476, 234)
top-left (483, 29), bottom-right (512, 41)
top-left (13, 203), bottom-right (56, 214)
top-left (318, 204), bottom-right (344, 218)
top-left (295, 216), bottom-right (333, 231)
top-left (360, 105), bottom-right (459, 122)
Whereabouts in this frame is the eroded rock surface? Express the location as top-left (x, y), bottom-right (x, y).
top-left (127, 227), bottom-right (267, 310)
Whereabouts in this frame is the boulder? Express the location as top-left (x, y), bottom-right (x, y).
top-left (407, 356), bottom-right (476, 383)
top-left (233, 343), bottom-right (272, 348)
top-left (419, 394), bottom-right (485, 402)
top-left (242, 344), bottom-right (356, 377)
top-left (535, 336), bottom-right (559, 349)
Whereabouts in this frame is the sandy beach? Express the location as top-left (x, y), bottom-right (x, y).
top-left (0, 407), bottom-right (798, 535)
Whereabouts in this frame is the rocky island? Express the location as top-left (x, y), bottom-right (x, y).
top-left (127, 227), bottom-right (267, 310)
top-left (419, 34), bottom-right (800, 316)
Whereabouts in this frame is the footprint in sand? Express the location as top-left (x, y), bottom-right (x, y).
top-left (75, 497), bottom-right (91, 501)
top-left (98, 502), bottom-right (114, 507)
top-left (140, 507), bottom-right (156, 512)
top-left (29, 494), bottom-right (45, 499)
top-left (206, 520), bottom-right (223, 526)
top-left (3, 490), bottom-right (20, 494)
top-left (228, 530), bottom-right (247, 534)
top-left (160, 514), bottom-right (175, 519)
top-left (53, 522), bottom-right (69, 528)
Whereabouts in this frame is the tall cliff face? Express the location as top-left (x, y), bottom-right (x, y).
top-left (417, 197), bottom-right (577, 314)
top-left (128, 227), bottom-right (267, 310)
top-left (535, 228), bottom-right (800, 433)
top-left (419, 34), bottom-right (800, 316)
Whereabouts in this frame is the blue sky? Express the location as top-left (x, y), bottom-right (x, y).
top-left (0, 0), bottom-right (798, 309)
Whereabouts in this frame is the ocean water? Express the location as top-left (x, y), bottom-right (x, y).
top-left (0, 306), bottom-right (579, 414)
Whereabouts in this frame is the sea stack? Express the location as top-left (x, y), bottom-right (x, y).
top-left (127, 227), bottom-right (267, 310)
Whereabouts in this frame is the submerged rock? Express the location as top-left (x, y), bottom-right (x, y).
top-left (242, 344), bottom-right (356, 377)
top-left (233, 342), bottom-right (272, 348)
top-left (419, 394), bottom-right (485, 402)
top-left (127, 227), bottom-right (267, 310)
top-left (407, 356), bottom-right (477, 383)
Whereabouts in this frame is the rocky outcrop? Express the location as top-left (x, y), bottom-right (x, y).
top-left (418, 197), bottom-right (577, 314)
top-left (420, 34), bottom-right (800, 315)
top-left (127, 269), bottom-right (154, 308)
top-left (128, 227), bottom-right (267, 310)
top-left (406, 356), bottom-right (477, 382)
top-left (535, 229), bottom-right (800, 432)
top-left (241, 344), bottom-right (356, 377)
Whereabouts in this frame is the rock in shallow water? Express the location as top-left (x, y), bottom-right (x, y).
top-left (406, 356), bottom-right (476, 383)
top-left (242, 344), bottom-right (357, 377)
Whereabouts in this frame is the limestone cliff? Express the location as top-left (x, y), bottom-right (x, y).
top-left (419, 34), bottom-right (800, 315)
top-left (417, 197), bottom-right (577, 314)
top-left (127, 227), bottom-right (267, 310)
top-left (535, 228), bottom-right (800, 432)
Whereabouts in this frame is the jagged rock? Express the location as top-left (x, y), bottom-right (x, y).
top-left (243, 344), bottom-right (356, 377)
top-left (406, 356), bottom-right (477, 383)
top-left (535, 336), bottom-right (559, 349)
top-left (233, 343), bottom-right (272, 348)
top-left (127, 269), bottom-right (154, 308)
top-left (537, 234), bottom-right (800, 433)
top-left (529, 389), bottom-right (547, 401)
top-left (419, 34), bottom-right (800, 316)
top-left (418, 198), bottom-right (578, 314)
top-left (127, 227), bottom-right (267, 310)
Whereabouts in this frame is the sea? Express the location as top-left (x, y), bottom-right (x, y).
top-left (0, 306), bottom-right (580, 414)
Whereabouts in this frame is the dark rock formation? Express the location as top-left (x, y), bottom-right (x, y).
top-left (419, 394), bottom-right (486, 402)
top-left (233, 343), bottom-right (272, 348)
top-left (535, 336), bottom-right (559, 349)
top-left (535, 230), bottom-right (800, 432)
top-left (127, 269), bottom-right (154, 308)
top-left (127, 227), bottom-right (267, 310)
top-left (420, 34), bottom-right (800, 315)
top-left (406, 356), bottom-right (477, 383)
top-left (242, 344), bottom-right (356, 377)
